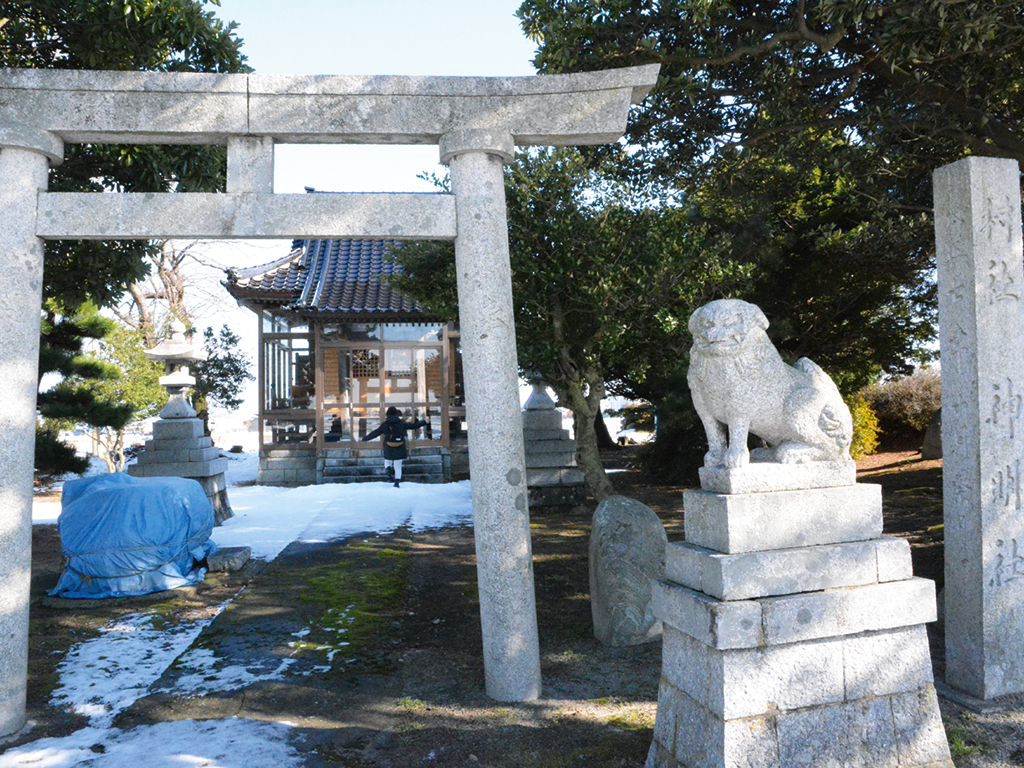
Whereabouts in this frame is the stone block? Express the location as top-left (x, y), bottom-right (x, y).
top-left (527, 485), bottom-right (585, 508)
top-left (590, 496), bottom-right (666, 646)
top-left (667, 540), bottom-right (876, 601)
top-left (522, 427), bottom-right (570, 442)
top-left (207, 546), bottom-right (250, 572)
top-left (152, 418), bottom-right (204, 441)
top-left (843, 625), bottom-right (933, 699)
top-left (145, 436), bottom-right (213, 452)
top-left (667, 684), bottom-right (780, 768)
top-left (134, 447), bottom-right (193, 465)
top-left (525, 450), bottom-right (577, 469)
top-left (257, 468), bottom-right (286, 484)
top-left (683, 483), bottom-right (882, 554)
top-left (875, 535), bottom-right (914, 582)
top-left (666, 537), bottom-right (912, 601)
top-left (760, 578), bottom-right (937, 645)
top-left (699, 460), bottom-right (856, 494)
top-left (129, 457), bottom-right (229, 478)
top-left (652, 581), bottom-right (762, 650)
top-left (189, 446), bottom-right (222, 462)
top-left (891, 686), bottom-right (955, 766)
top-left (776, 696), bottom-right (898, 767)
top-left (522, 409), bottom-right (562, 430)
top-left (656, 576), bottom-right (936, 649)
top-left (526, 467), bottom-right (585, 487)
top-left (662, 626), bottom-right (845, 720)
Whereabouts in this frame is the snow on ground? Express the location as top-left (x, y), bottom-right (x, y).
top-left (12, 454), bottom-right (473, 767)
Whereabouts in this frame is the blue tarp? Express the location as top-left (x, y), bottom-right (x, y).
top-left (49, 473), bottom-right (218, 599)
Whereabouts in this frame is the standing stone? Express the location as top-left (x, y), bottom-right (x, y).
top-left (442, 131), bottom-right (542, 702)
top-left (0, 141), bottom-right (58, 736)
top-left (590, 496), bottom-right (666, 646)
top-left (934, 156), bottom-right (1024, 699)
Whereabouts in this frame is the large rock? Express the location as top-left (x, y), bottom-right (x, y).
top-left (589, 496), bottom-right (667, 646)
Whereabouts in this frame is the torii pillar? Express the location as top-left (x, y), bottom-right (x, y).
top-left (442, 129), bottom-right (540, 700)
top-left (0, 128), bottom-right (62, 735)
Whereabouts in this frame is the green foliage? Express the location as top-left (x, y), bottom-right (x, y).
top-left (845, 396), bottom-right (880, 460)
top-left (0, 0), bottom-right (249, 311)
top-left (35, 302), bottom-right (134, 477)
top-left (609, 403), bottom-right (656, 433)
top-left (858, 368), bottom-right (942, 447)
top-left (514, 0), bottom-right (1023, 387)
top-left (393, 148), bottom-right (749, 497)
top-left (190, 324), bottom-right (255, 435)
top-left (35, 425), bottom-right (90, 480)
top-left (192, 325), bottom-right (254, 413)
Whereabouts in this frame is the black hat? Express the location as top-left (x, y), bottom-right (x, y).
top-left (386, 406), bottom-right (400, 417)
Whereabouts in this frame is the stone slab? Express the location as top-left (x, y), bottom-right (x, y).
top-left (526, 467), bottom-right (585, 487)
top-left (152, 418), bottom-right (204, 441)
top-left (127, 457), bottom-right (228, 478)
top-left (145, 436), bottom-right (213, 452)
top-left (698, 460), bottom-right (856, 494)
top-left (760, 577), bottom-right (937, 645)
top-left (645, 680), bottom-right (952, 768)
top-left (654, 578), bottom-right (937, 650)
top-left (522, 428), bottom-right (570, 442)
top-left (683, 483), bottom-right (882, 554)
top-left (661, 624), bottom-right (933, 720)
top-left (666, 536), bottom-right (912, 601)
top-left (524, 451), bottom-right (577, 469)
top-left (207, 546), bottom-right (250, 572)
top-left (522, 409), bottom-right (562, 430)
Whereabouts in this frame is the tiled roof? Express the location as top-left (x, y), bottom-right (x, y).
top-left (225, 239), bottom-right (426, 318)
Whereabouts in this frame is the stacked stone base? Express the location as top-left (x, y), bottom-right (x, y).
top-left (647, 466), bottom-right (951, 768)
top-left (128, 417), bottom-right (232, 525)
top-left (522, 407), bottom-right (585, 508)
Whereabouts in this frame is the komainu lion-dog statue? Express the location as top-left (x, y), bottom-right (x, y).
top-left (687, 299), bottom-right (853, 469)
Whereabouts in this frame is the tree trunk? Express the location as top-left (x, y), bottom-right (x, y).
top-left (575, 407), bottom-right (614, 502)
top-left (556, 368), bottom-right (614, 503)
top-left (595, 410), bottom-right (618, 450)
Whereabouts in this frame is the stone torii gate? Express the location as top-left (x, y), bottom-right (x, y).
top-left (0, 64), bottom-right (659, 735)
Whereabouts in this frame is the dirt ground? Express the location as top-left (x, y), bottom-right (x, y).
top-left (11, 448), bottom-right (1024, 766)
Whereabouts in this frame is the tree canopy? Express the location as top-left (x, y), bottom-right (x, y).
top-left (393, 149), bottom-right (749, 498)
top-left (512, 0), bottom-right (1013, 387)
top-left (0, 0), bottom-right (249, 309)
top-left (517, 0), bottom-right (1024, 182)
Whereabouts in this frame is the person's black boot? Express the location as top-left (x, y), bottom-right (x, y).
top-left (386, 465), bottom-right (394, 481)
top-left (393, 480), bottom-right (400, 488)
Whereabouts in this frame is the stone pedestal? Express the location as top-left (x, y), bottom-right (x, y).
top-left (646, 467), bottom-right (951, 768)
top-left (128, 417), bottom-right (232, 525)
top-left (522, 384), bottom-right (585, 508)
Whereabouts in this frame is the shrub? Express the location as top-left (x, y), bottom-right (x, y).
top-left (845, 396), bottom-right (879, 459)
top-left (858, 368), bottom-right (941, 448)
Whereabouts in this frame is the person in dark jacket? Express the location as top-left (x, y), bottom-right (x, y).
top-left (365, 406), bottom-right (428, 487)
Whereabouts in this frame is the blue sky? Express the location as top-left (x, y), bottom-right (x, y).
top-left (210, 0), bottom-right (539, 193)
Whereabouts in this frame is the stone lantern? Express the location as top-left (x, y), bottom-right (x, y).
top-left (127, 319), bottom-right (232, 524)
top-left (521, 375), bottom-right (585, 508)
top-left (145, 319), bottom-right (208, 419)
